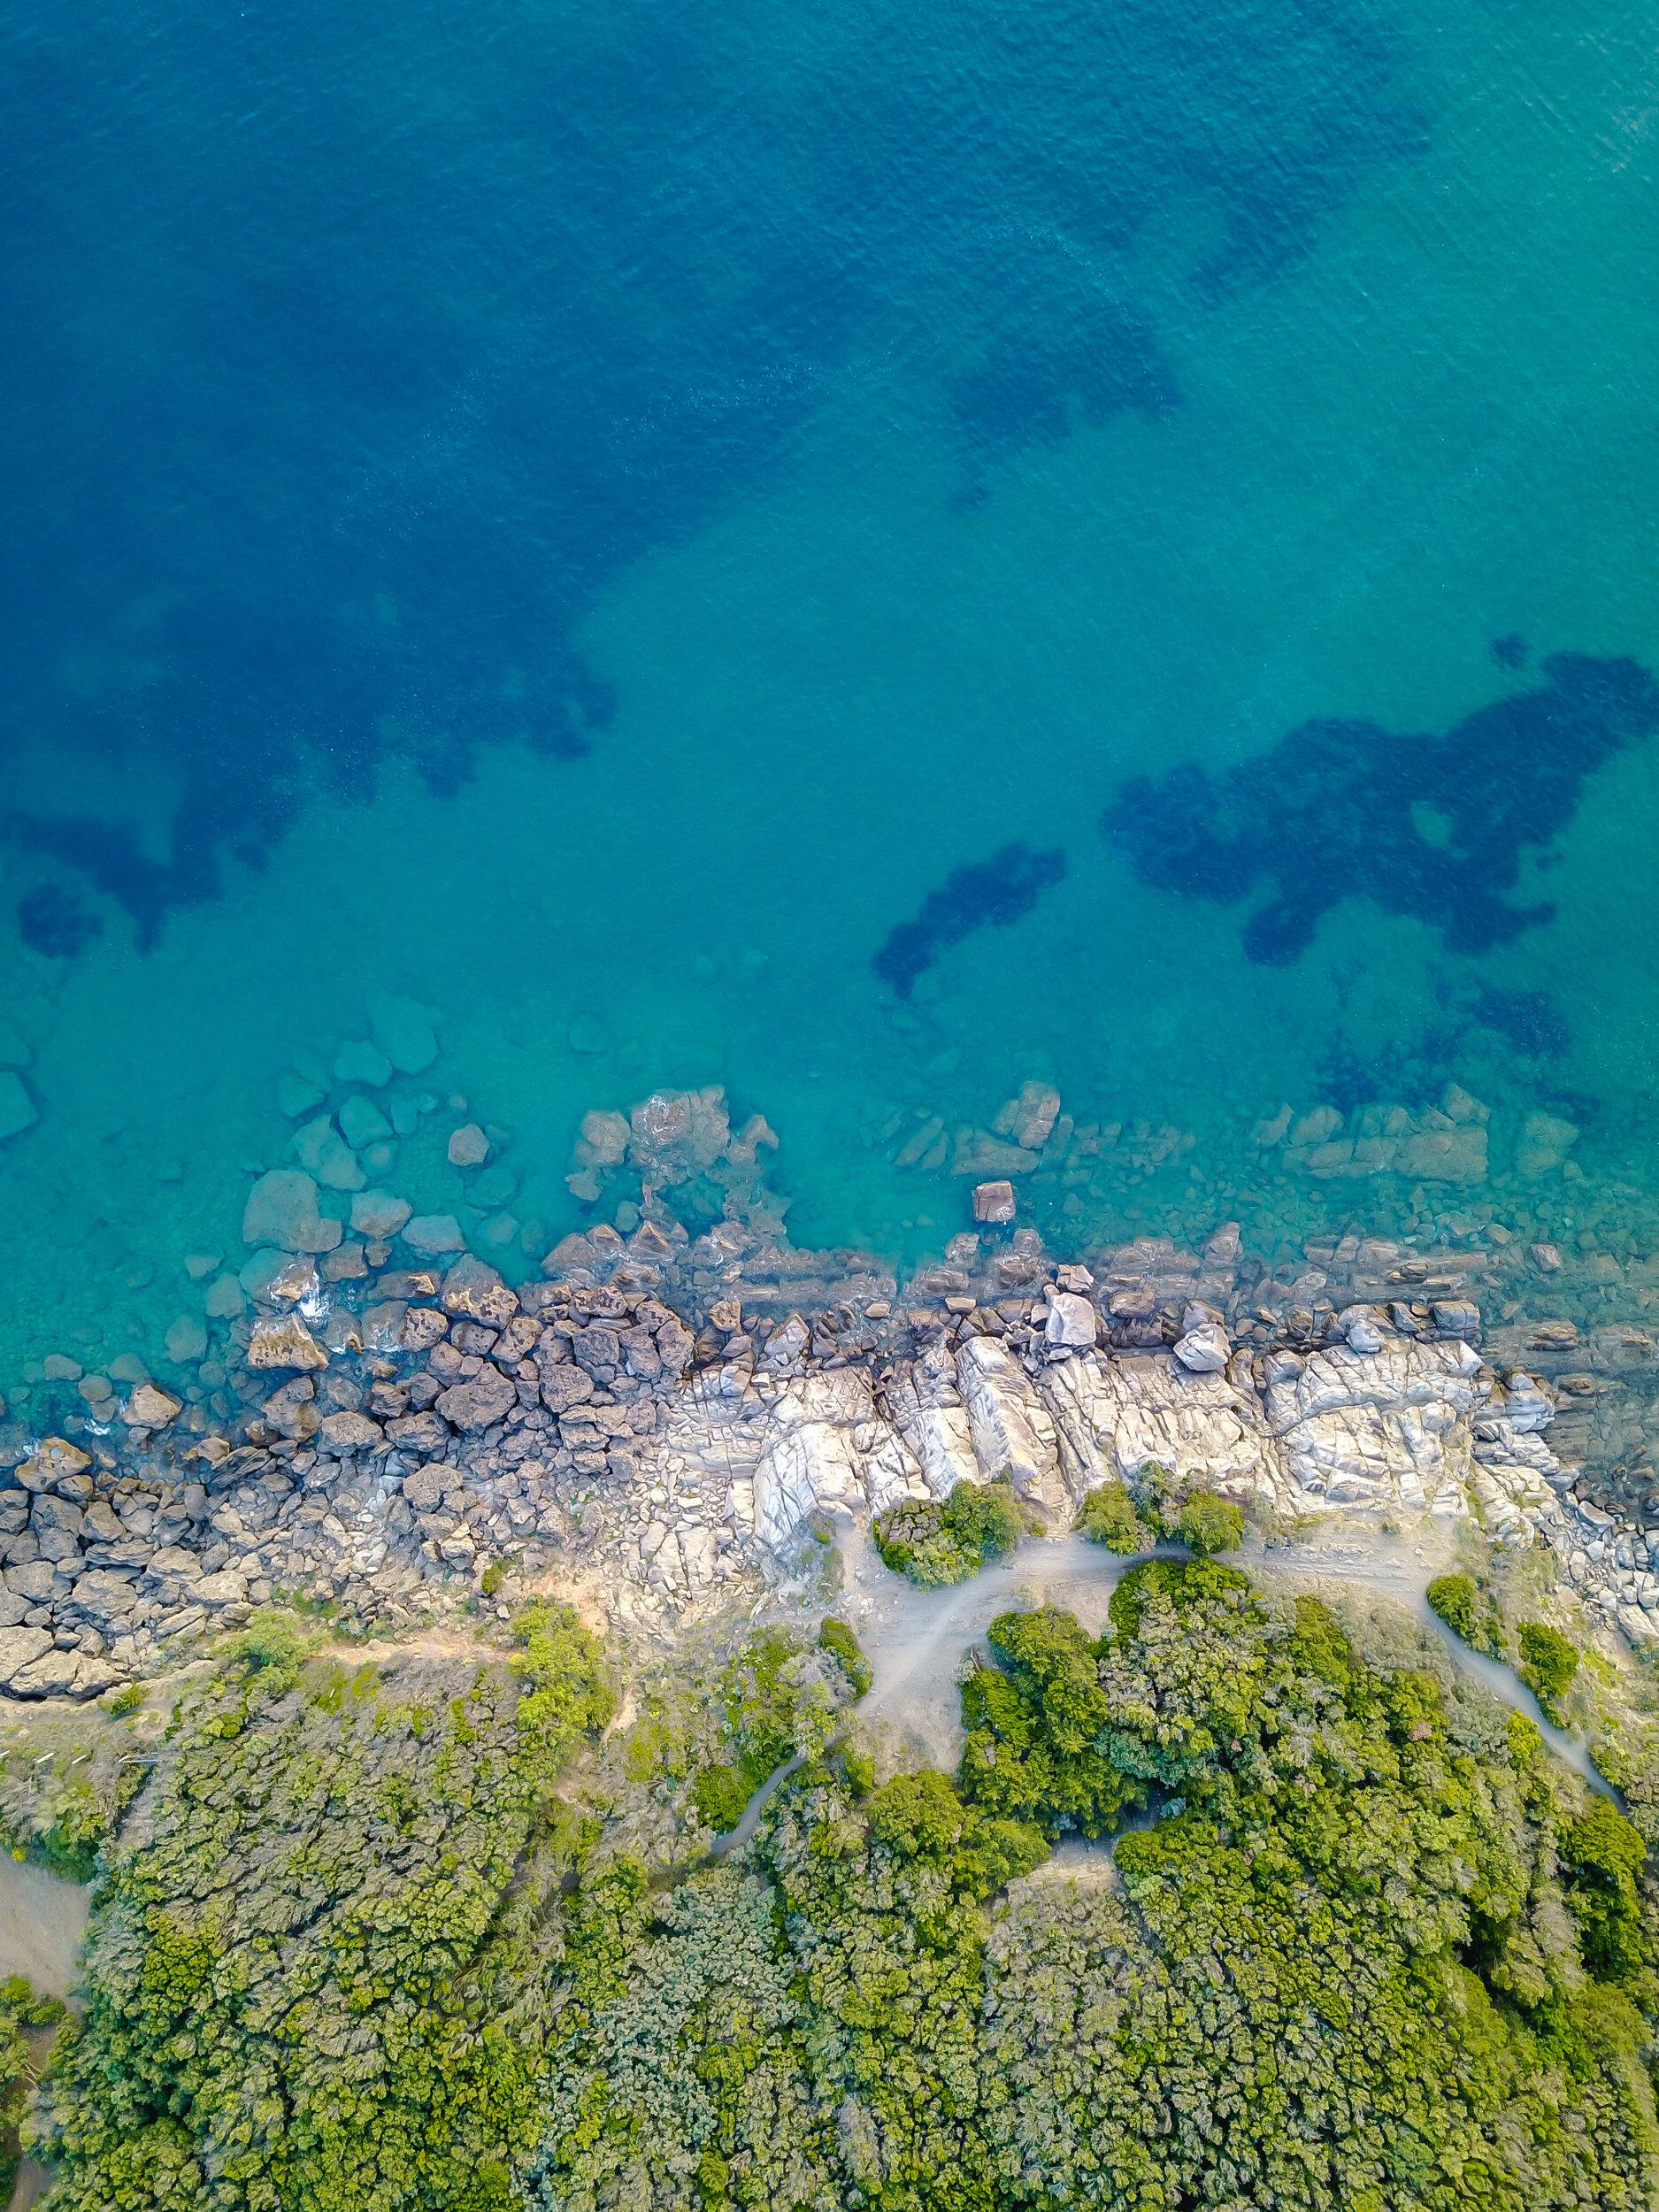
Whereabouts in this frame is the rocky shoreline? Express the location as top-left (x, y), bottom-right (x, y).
top-left (2, 1079), bottom-right (1659, 1701)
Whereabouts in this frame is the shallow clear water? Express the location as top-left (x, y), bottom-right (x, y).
top-left (2, 0), bottom-right (1657, 1383)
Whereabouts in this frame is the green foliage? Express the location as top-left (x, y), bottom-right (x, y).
top-left (1427, 1572), bottom-right (1507, 1658)
top-left (1074, 1481), bottom-right (1146, 1553)
top-left (1171, 1486), bottom-right (1243, 1555)
top-left (960, 1606), bottom-right (1134, 1839)
top-left (719, 1625), bottom-right (853, 1789)
top-left (1105, 1553), bottom-right (1250, 1641)
top-left (30, 1641), bottom-right (612, 2212)
top-left (0, 1973), bottom-right (66, 2204)
top-left (1428, 1571), bottom-right (1479, 1640)
top-left (511, 1599), bottom-right (616, 1756)
top-left (692, 1763), bottom-right (749, 1835)
top-left (1519, 1619), bottom-right (1580, 1719)
top-left (1558, 1796), bottom-right (1649, 1985)
top-left (872, 1479), bottom-right (1022, 1586)
top-left (480, 1563), bottom-right (505, 1597)
top-left (230, 1606), bottom-right (314, 1700)
top-left (105, 1683), bottom-right (146, 1717)
top-left (816, 1617), bottom-right (872, 1700)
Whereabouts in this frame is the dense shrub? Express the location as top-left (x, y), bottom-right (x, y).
top-left (873, 1479), bottom-right (1022, 1586)
top-left (1172, 1487), bottom-right (1243, 1555)
top-left (1518, 1618), bottom-right (1581, 1720)
top-left (1427, 1571), bottom-right (1480, 1640)
top-left (1075, 1481), bottom-right (1146, 1552)
top-left (692, 1763), bottom-right (749, 1834)
top-left (816, 1616), bottom-right (872, 1699)
top-left (0, 1976), bottom-right (65, 2202)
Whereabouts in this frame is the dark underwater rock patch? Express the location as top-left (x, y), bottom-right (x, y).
top-left (1102, 653), bottom-right (1659, 965)
top-left (16, 882), bottom-right (103, 958)
top-left (873, 841), bottom-right (1066, 996)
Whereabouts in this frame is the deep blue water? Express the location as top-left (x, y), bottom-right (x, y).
top-left (2, 0), bottom-right (1657, 1379)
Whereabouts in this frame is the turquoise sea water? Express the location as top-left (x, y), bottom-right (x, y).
top-left (2, 0), bottom-right (1657, 1386)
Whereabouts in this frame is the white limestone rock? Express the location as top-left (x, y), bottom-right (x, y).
top-left (1044, 1292), bottom-right (1098, 1350)
top-left (956, 1336), bottom-right (1065, 1513)
top-left (886, 1346), bottom-right (979, 1500)
top-left (1172, 1322), bottom-right (1230, 1373)
top-left (1044, 1352), bottom-right (1277, 1504)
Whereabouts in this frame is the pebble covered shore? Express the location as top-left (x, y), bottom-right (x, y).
top-left (0, 1075), bottom-right (1655, 1708)
top-left (2, 1066), bottom-right (1659, 1705)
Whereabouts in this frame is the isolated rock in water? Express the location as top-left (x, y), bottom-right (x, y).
top-left (276, 1071), bottom-right (326, 1118)
top-left (164, 1315), bottom-right (208, 1364)
top-left (972, 1179), bottom-right (1017, 1224)
top-left (1044, 1292), bottom-right (1097, 1349)
top-left (334, 1040), bottom-right (393, 1087)
top-left (1173, 1322), bottom-right (1231, 1373)
top-left (242, 1169), bottom-right (342, 1254)
top-left (1516, 1109), bottom-right (1578, 1179)
top-left (572, 1109), bottom-right (630, 1170)
top-left (247, 1314), bottom-right (329, 1371)
top-left (292, 1115), bottom-right (365, 1192)
top-left (629, 1087), bottom-right (730, 1181)
top-left (448, 1122), bottom-right (490, 1167)
top-left (127, 1376), bottom-right (181, 1424)
top-left (0, 1073), bottom-right (35, 1142)
top-left (403, 1213), bottom-right (466, 1256)
top-left (268, 1256), bottom-right (319, 1305)
top-left (350, 1189), bottom-right (411, 1239)
top-left (994, 1080), bottom-right (1062, 1152)
top-left (338, 1094), bottom-right (393, 1148)
top-left (368, 991), bottom-right (440, 1075)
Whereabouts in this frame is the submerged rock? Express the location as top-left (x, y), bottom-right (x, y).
top-left (368, 991), bottom-right (440, 1075)
top-left (0, 1072), bottom-right (36, 1142)
top-left (242, 1170), bottom-right (342, 1254)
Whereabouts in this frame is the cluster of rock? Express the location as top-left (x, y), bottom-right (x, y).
top-left (880, 1078), bottom-right (1197, 1200)
top-left (5, 1069), bottom-right (1659, 1697)
top-left (1250, 1084), bottom-right (1581, 1187)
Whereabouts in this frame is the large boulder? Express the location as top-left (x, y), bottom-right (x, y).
top-left (435, 1371), bottom-right (518, 1432)
top-left (0, 1626), bottom-right (53, 1689)
top-left (242, 1170), bottom-right (343, 1254)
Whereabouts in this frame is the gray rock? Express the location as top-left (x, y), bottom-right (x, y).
top-left (537, 1361), bottom-right (595, 1415)
top-left (0, 1073), bottom-right (36, 1143)
top-left (339, 1094), bottom-right (393, 1148)
top-left (351, 1189), bottom-right (412, 1239)
top-left (447, 1122), bottom-right (491, 1167)
top-left (319, 1410), bottom-right (384, 1453)
top-left (1336, 1305), bottom-right (1386, 1356)
top-left (10, 1647), bottom-right (120, 1701)
top-left (403, 1214), bottom-right (466, 1257)
top-left (368, 991), bottom-right (440, 1075)
top-left (248, 1314), bottom-right (329, 1371)
top-left (242, 1170), bottom-right (343, 1255)
top-left (1044, 1293), bottom-right (1097, 1350)
top-left (165, 1313), bottom-right (210, 1363)
top-left (441, 1256), bottom-right (518, 1325)
top-left (195, 1571), bottom-right (250, 1608)
top-left (0, 1625), bottom-right (53, 1686)
top-left (435, 1371), bottom-right (518, 1432)
top-left (1172, 1323), bottom-right (1231, 1374)
top-left (292, 1115), bottom-right (365, 1192)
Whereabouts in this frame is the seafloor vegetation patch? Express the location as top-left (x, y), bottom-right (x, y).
top-left (1103, 652), bottom-right (1659, 965)
top-left (25, 1570), bottom-right (1659, 2210)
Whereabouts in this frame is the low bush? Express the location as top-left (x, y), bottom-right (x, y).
top-left (873, 1479), bottom-right (1023, 1586)
top-left (1518, 1619), bottom-right (1580, 1720)
top-left (1076, 1482), bottom-right (1146, 1552)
